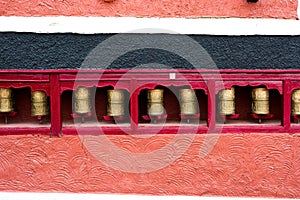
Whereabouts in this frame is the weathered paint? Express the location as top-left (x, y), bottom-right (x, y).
top-left (0, 134), bottom-right (299, 197)
top-left (0, 0), bottom-right (297, 19)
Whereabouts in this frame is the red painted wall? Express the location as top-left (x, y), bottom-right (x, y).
top-left (0, 0), bottom-right (297, 19)
top-left (0, 134), bottom-right (299, 197)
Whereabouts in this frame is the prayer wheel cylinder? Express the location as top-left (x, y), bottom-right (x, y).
top-left (292, 89), bottom-right (300, 115)
top-left (147, 89), bottom-right (164, 116)
top-left (74, 87), bottom-right (91, 114)
top-left (0, 88), bottom-right (13, 113)
top-left (31, 91), bottom-right (48, 116)
top-left (179, 89), bottom-right (198, 115)
top-left (218, 88), bottom-right (235, 115)
top-left (107, 89), bottom-right (125, 116)
top-left (252, 88), bottom-right (269, 115)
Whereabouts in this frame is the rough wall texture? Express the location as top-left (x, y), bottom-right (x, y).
top-left (0, 0), bottom-right (297, 19)
top-left (1, 33), bottom-right (300, 70)
top-left (0, 134), bottom-right (299, 197)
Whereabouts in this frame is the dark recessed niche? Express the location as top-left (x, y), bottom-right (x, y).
top-left (138, 86), bottom-right (207, 125)
top-left (61, 90), bottom-right (74, 126)
top-left (196, 89), bottom-right (208, 122)
top-left (138, 86), bottom-right (179, 124)
top-left (61, 86), bottom-right (130, 127)
top-left (216, 86), bottom-right (282, 125)
top-left (0, 87), bottom-right (50, 127)
top-left (95, 87), bottom-right (130, 124)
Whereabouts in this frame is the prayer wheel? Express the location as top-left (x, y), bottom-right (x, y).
top-left (179, 89), bottom-right (198, 115)
top-left (74, 87), bottom-right (91, 114)
top-left (0, 88), bottom-right (13, 113)
top-left (31, 91), bottom-right (48, 116)
top-left (107, 89), bottom-right (125, 116)
top-left (292, 89), bottom-right (300, 115)
top-left (147, 89), bottom-right (164, 116)
top-left (218, 88), bottom-right (235, 115)
top-left (252, 87), bottom-right (269, 115)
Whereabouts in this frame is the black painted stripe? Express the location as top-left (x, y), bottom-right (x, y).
top-left (0, 33), bottom-right (299, 70)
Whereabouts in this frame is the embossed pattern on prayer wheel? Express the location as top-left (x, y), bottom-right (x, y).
top-left (74, 87), bottom-right (91, 114)
top-left (179, 89), bottom-right (198, 115)
top-left (292, 89), bottom-right (300, 115)
top-left (218, 88), bottom-right (235, 115)
top-left (147, 89), bottom-right (164, 116)
top-left (107, 89), bottom-right (125, 116)
top-left (31, 91), bottom-right (48, 116)
top-left (252, 88), bottom-right (269, 115)
top-left (0, 88), bottom-right (13, 113)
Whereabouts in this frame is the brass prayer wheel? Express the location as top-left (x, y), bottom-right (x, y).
top-left (292, 89), bottom-right (300, 115)
top-left (147, 89), bottom-right (164, 116)
top-left (74, 87), bottom-right (91, 114)
top-left (31, 91), bottom-right (48, 116)
top-left (0, 88), bottom-right (13, 113)
top-left (252, 87), bottom-right (269, 114)
top-left (107, 89), bottom-right (125, 116)
top-left (218, 88), bottom-right (235, 115)
top-left (179, 89), bottom-right (198, 115)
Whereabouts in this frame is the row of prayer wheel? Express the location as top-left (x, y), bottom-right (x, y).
top-left (74, 87), bottom-right (125, 116)
top-left (219, 87), bottom-right (270, 115)
top-left (59, 87), bottom-right (300, 116)
top-left (73, 87), bottom-right (199, 116)
top-left (147, 88), bottom-right (199, 116)
top-left (0, 87), bottom-right (199, 117)
top-left (3, 86), bottom-right (300, 118)
top-left (0, 88), bottom-right (48, 116)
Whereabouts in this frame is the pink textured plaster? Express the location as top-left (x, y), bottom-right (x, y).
top-left (0, 0), bottom-right (297, 19)
top-left (0, 134), bottom-right (299, 197)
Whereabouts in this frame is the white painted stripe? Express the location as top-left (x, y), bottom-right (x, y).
top-left (0, 192), bottom-right (294, 200)
top-left (0, 17), bottom-right (300, 35)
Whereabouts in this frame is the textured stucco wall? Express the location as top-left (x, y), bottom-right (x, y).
top-left (1, 33), bottom-right (300, 70)
top-left (0, 0), bottom-right (297, 19)
top-left (0, 134), bottom-right (299, 198)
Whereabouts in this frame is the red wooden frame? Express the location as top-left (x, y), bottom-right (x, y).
top-left (0, 69), bottom-right (299, 135)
